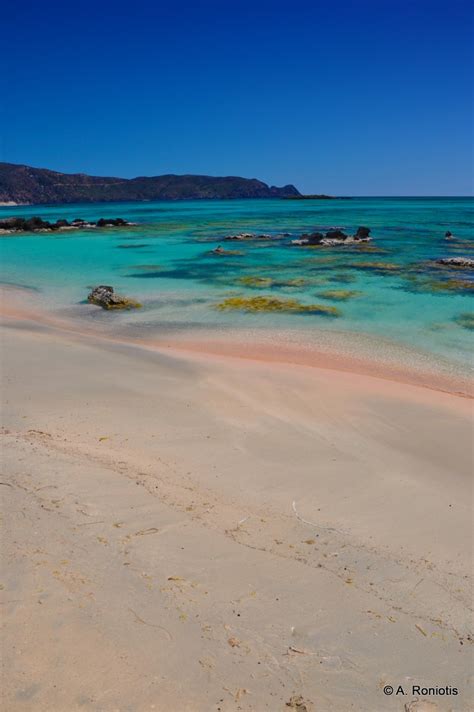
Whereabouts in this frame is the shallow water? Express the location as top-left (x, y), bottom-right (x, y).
top-left (1, 197), bottom-right (473, 370)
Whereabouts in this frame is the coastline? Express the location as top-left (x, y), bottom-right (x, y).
top-left (1, 285), bottom-right (472, 400)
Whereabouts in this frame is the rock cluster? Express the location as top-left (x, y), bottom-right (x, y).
top-left (0, 216), bottom-right (131, 233)
top-left (224, 232), bottom-right (273, 241)
top-left (291, 226), bottom-right (372, 247)
top-left (95, 218), bottom-right (130, 227)
top-left (436, 257), bottom-right (474, 269)
top-left (87, 285), bottom-right (142, 310)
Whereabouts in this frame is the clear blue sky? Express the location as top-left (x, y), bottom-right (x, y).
top-left (1, 0), bottom-right (472, 195)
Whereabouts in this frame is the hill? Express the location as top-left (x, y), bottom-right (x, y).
top-left (0, 163), bottom-right (300, 205)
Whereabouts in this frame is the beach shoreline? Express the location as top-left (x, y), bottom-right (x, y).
top-left (1, 285), bottom-right (472, 400)
top-left (1, 286), bottom-right (473, 710)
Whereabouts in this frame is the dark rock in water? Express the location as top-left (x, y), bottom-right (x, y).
top-left (0, 217), bottom-right (19, 228)
top-left (325, 229), bottom-right (348, 241)
top-left (354, 226), bottom-right (371, 240)
top-left (322, 226), bottom-right (372, 245)
top-left (290, 231), bottom-right (324, 246)
top-left (0, 217), bottom-right (24, 231)
top-left (96, 217), bottom-right (128, 227)
top-left (0, 215), bottom-right (131, 233)
top-left (117, 243), bottom-right (149, 249)
top-left (436, 257), bottom-right (474, 269)
top-left (292, 225), bottom-right (373, 247)
top-left (303, 232), bottom-right (325, 244)
top-left (87, 285), bottom-right (142, 310)
top-left (0, 216), bottom-right (56, 231)
top-left (223, 232), bottom-right (272, 241)
top-left (26, 216), bottom-right (52, 230)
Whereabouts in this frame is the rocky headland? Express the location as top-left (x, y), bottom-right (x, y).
top-left (0, 162), bottom-right (301, 204)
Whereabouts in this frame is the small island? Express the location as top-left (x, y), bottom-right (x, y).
top-left (284, 194), bottom-right (335, 200)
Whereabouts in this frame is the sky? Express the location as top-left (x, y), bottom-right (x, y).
top-left (0, 0), bottom-right (472, 195)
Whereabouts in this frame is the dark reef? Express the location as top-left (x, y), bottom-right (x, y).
top-left (0, 216), bottom-right (131, 232)
top-left (291, 226), bottom-right (372, 246)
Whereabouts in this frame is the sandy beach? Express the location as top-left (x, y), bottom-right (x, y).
top-left (2, 0), bottom-right (472, 705)
top-left (1, 292), bottom-right (473, 711)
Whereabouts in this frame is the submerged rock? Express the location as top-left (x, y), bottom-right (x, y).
top-left (318, 289), bottom-right (362, 301)
top-left (353, 261), bottom-right (401, 273)
top-left (455, 313), bottom-right (474, 330)
top-left (211, 245), bottom-right (244, 255)
top-left (404, 273), bottom-right (474, 294)
top-left (431, 278), bottom-right (474, 293)
top-left (329, 272), bottom-right (357, 283)
top-left (436, 257), bottom-right (474, 269)
top-left (116, 243), bottom-right (149, 249)
top-left (237, 276), bottom-right (273, 288)
top-left (87, 285), bottom-right (142, 310)
top-left (216, 295), bottom-right (340, 316)
top-left (224, 232), bottom-right (273, 241)
top-left (236, 275), bottom-right (306, 288)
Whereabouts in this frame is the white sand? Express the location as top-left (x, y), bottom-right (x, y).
top-left (1, 309), bottom-right (473, 711)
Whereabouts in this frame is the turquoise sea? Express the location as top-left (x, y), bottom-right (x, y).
top-left (1, 197), bottom-right (473, 372)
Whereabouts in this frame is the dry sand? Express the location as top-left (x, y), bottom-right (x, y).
top-left (0, 302), bottom-right (473, 711)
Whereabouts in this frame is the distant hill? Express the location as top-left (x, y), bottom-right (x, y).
top-left (0, 163), bottom-right (300, 205)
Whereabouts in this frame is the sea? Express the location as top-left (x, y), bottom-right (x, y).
top-left (1, 197), bottom-right (473, 375)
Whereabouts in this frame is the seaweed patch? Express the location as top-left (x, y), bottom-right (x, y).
top-left (454, 313), bottom-right (474, 330)
top-left (215, 295), bottom-right (340, 316)
top-left (318, 289), bottom-right (362, 301)
top-left (236, 276), bottom-right (306, 289)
